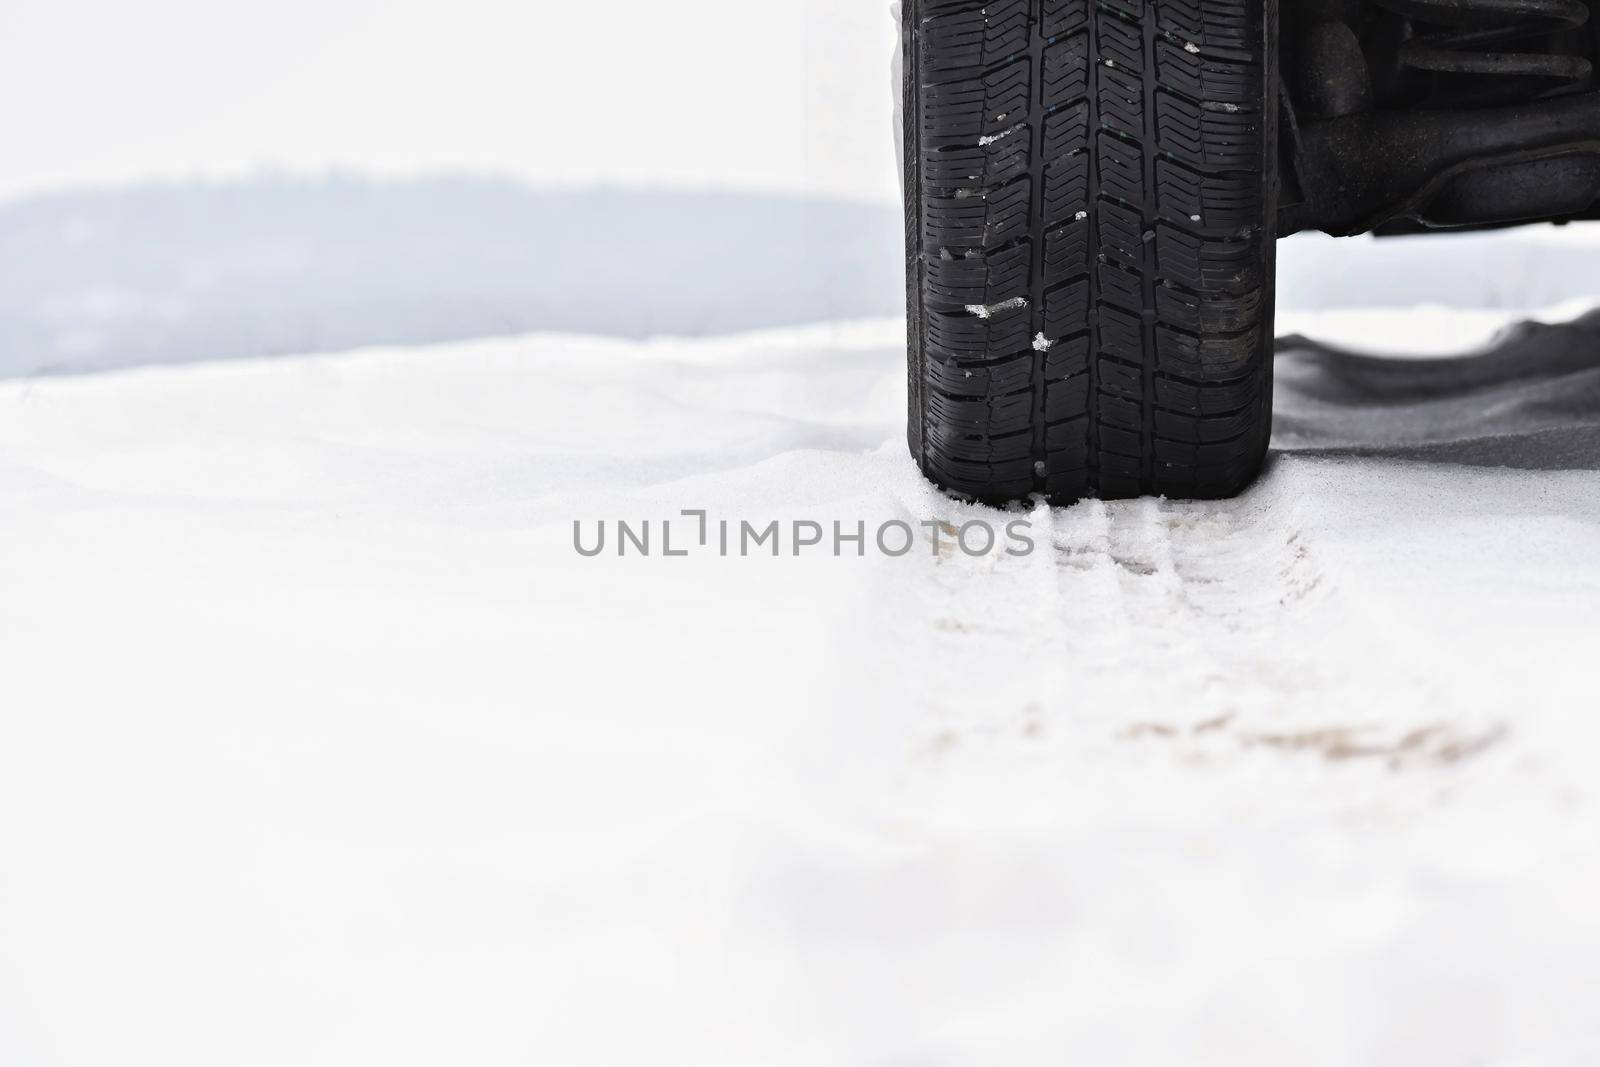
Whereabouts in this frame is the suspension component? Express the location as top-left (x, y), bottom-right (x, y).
top-left (1282, 0), bottom-right (1600, 234)
top-left (1282, 90), bottom-right (1600, 233)
top-left (1374, 0), bottom-right (1592, 89)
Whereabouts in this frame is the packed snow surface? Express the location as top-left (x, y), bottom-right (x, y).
top-left (4, 305), bottom-right (1600, 1065)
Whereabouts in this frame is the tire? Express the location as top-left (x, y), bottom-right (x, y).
top-left (902, 0), bottom-right (1278, 504)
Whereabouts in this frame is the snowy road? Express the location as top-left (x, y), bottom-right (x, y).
top-left (4, 308), bottom-right (1600, 1064)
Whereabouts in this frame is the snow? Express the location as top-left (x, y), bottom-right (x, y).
top-left (978, 124), bottom-right (1025, 147)
top-left (966, 296), bottom-right (1029, 319)
top-left (8, 0), bottom-right (1594, 1058)
top-left (5, 302), bottom-right (1600, 1065)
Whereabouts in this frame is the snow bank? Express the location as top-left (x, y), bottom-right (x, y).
top-left (3, 308), bottom-right (1600, 1065)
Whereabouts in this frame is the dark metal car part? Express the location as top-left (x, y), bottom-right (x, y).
top-left (1282, 0), bottom-right (1600, 234)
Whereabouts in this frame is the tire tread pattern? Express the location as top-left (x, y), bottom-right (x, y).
top-left (906, 0), bottom-right (1275, 503)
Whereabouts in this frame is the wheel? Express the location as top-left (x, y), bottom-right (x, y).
top-left (901, 0), bottom-right (1278, 504)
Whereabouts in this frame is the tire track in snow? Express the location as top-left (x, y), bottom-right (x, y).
top-left (866, 467), bottom-right (1506, 772)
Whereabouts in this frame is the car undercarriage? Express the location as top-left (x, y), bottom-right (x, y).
top-left (1283, 0), bottom-right (1600, 234)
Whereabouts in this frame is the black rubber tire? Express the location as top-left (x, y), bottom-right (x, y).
top-left (902, 0), bottom-right (1278, 504)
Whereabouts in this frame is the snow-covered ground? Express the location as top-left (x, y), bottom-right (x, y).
top-left (10, 1), bottom-right (1597, 1061)
top-left (4, 297), bottom-right (1600, 1065)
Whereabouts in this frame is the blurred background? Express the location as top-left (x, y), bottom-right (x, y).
top-left (6, 0), bottom-right (1600, 378)
top-left (0, 0), bottom-right (899, 202)
top-left (0, 0), bottom-right (903, 374)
